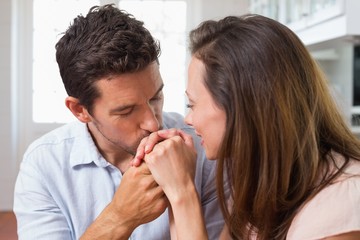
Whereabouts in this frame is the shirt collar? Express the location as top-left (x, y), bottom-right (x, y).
top-left (69, 122), bottom-right (110, 168)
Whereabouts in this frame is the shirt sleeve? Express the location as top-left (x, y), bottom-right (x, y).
top-left (287, 174), bottom-right (360, 240)
top-left (14, 157), bottom-right (73, 240)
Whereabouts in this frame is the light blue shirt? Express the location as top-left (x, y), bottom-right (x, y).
top-left (14, 112), bottom-right (224, 240)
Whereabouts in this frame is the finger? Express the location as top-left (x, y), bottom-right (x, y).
top-left (143, 131), bottom-right (167, 154)
top-left (151, 186), bottom-right (169, 212)
top-left (143, 128), bottom-right (182, 153)
top-left (133, 148), bottom-right (145, 167)
top-left (130, 157), bottom-right (142, 167)
top-left (156, 128), bottom-right (182, 139)
top-left (138, 129), bottom-right (182, 160)
top-left (143, 150), bottom-right (156, 165)
top-left (136, 162), bottom-right (152, 175)
top-left (177, 130), bottom-right (195, 148)
top-left (153, 184), bottom-right (165, 196)
top-left (134, 136), bottom-right (150, 163)
top-left (158, 129), bottom-right (195, 150)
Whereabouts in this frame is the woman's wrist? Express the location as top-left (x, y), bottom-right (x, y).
top-left (169, 183), bottom-right (208, 240)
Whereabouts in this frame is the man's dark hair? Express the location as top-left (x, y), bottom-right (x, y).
top-left (55, 4), bottom-right (161, 113)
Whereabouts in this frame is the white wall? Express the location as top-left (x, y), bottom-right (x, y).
top-left (0, 0), bottom-right (249, 211)
top-left (0, 0), bottom-right (17, 210)
top-left (187, 0), bottom-right (248, 30)
top-left (316, 46), bottom-right (354, 123)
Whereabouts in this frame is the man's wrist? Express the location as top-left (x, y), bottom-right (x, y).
top-left (80, 203), bottom-right (135, 240)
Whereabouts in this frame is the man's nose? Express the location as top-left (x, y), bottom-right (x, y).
top-left (140, 105), bottom-right (160, 132)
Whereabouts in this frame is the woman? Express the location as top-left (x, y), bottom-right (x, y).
top-left (134, 14), bottom-right (360, 239)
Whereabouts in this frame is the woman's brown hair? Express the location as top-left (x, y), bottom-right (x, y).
top-left (189, 14), bottom-right (360, 239)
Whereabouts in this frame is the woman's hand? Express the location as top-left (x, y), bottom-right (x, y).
top-left (133, 129), bottom-right (208, 240)
top-left (132, 128), bottom-right (193, 167)
top-left (141, 129), bottom-right (197, 203)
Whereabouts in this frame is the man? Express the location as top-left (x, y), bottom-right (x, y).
top-left (13, 4), bottom-right (224, 240)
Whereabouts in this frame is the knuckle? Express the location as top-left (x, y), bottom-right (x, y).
top-left (151, 143), bottom-right (164, 154)
top-left (144, 154), bottom-right (153, 163)
top-left (173, 135), bottom-right (183, 143)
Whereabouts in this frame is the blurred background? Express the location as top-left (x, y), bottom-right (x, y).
top-left (1, 0), bottom-right (360, 211)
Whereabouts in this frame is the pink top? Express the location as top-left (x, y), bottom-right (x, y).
top-left (286, 157), bottom-right (360, 239)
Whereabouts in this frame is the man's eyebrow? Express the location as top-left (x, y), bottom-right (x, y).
top-left (110, 104), bottom-right (134, 114)
top-left (109, 84), bottom-right (164, 114)
top-left (152, 83), bottom-right (164, 98)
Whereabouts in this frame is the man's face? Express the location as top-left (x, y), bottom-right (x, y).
top-left (87, 62), bottom-right (164, 156)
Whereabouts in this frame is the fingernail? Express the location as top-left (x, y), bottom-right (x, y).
top-left (158, 129), bottom-right (167, 135)
top-left (145, 145), bottom-right (150, 153)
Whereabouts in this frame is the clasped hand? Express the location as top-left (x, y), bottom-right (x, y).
top-left (132, 128), bottom-right (197, 204)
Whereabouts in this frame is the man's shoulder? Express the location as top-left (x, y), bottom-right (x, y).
top-left (24, 121), bottom-right (85, 157)
top-left (31, 121), bottom-right (82, 142)
top-left (162, 111), bottom-right (186, 128)
top-left (162, 111), bottom-right (198, 138)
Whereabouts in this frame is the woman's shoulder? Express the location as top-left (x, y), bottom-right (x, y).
top-left (287, 159), bottom-right (360, 240)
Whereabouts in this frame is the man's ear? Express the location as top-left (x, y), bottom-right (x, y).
top-left (65, 96), bottom-right (91, 123)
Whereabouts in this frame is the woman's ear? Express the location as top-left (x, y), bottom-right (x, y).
top-left (65, 96), bottom-right (91, 123)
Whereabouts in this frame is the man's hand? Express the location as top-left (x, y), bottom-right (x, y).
top-left (111, 162), bottom-right (168, 226)
top-left (80, 163), bottom-right (168, 239)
